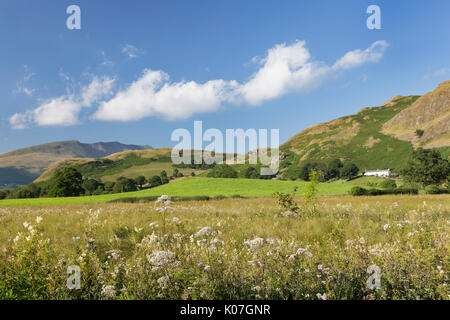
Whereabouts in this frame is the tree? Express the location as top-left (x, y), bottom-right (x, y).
top-left (135, 176), bottom-right (147, 188)
top-left (0, 190), bottom-right (8, 199)
top-left (304, 169), bottom-right (319, 206)
top-left (327, 159), bottom-right (343, 179)
top-left (340, 163), bottom-right (359, 180)
top-left (160, 170), bottom-right (169, 184)
top-left (149, 175), bottom-right (163, 187)
top-left (104, 181), bottom-right (115, 193)
top-left (400, 148), bottom-right (450, 187)
top-left (83, 179), bottom-right (101, 195)
top-left (415, 129), bottom-right (424, 138)
top-left (207, 164), bottom-right (238, 178)
top-left (244, 166), bottom-right (260, 179)
top-left (48, 167), bottom-right (84, 197)
top-left (173, 168), bottom-right (180, 178)
top-left (113, 178), bottom-right (137, 193)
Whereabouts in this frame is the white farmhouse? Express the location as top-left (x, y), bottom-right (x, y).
top-left (364, 169), bottom-right (391, 177)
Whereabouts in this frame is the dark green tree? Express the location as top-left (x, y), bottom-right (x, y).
top-left (48, 167), bottom-right (84, 197)
top-left (104, 181), bottom-right (115, 192)
top-left (82, 179), bottom-right (101, 195)
top-left (327, 158), bottom-right (343, 179)
top-left (207, 164), bottom-right (238, 178)
top-left (400, 148), bottom-right (450, 186)
top-left (113, 178), bottom-right (137, 193)
top-left (160, 170), bottom-right (169, 184)
top-left (149, 175), bottom-right (163, 187)
top-left (244, 166), bottom-right (260, 179)
top-left (135, 176), bottom-right (147, 188)
top-left (340, 163), bottom-right (359, 180)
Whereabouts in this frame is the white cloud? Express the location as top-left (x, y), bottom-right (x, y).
top-left (81, 76), bottom-right (115, 107)
top-left (94, 40), bottom-right (388, 122)
top-left (14, 67), bottom-right (36, 96)
top-left (10, 76), bottom-right (115, 129)
top-left (93, 69), bottom-right (238, 121)
top-left (122, 44), bottom-right (142, 59)
top-left (239, 40), bottom-right (330, 105)
top-left (332, 40), bottom-right (388, 70)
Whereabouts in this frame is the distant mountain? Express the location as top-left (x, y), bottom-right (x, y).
top-left (280, 81), bottom-right (450, 179)
top-left (0, 140), bottom-right (152, 187)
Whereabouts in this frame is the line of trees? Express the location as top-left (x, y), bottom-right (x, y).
top-left (298, 159), bottom-right (359, 181)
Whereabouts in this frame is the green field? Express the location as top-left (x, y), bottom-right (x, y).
top-left (0, 177), bottom-right (359, 206)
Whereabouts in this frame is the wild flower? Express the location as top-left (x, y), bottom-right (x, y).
top-left (266, 238), bottom-right (278, 246)
top-left (195, 227), bottom-right (216, 238)
top-left (383, 224), bottom-right (389, 231)
top-left (243, 238), bottom-right (265, 251)
top-left (316, 293), bottom-right (327, 300)
top-left (149, 222), bottom-right (159, 228)
top-left (172, 217), bottom-right (180, 223)
top-left (147, 250), bottom-right (177, 267)
top-left (296, 248), bottom-right (313, 258)
top-left (157, 276), bottom-right (170, 289)
top-left (101, 285), bottom-right (116, 299)
top-left (36, 216), bottom-right (43, 224)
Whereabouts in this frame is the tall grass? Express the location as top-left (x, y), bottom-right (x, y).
top-left (0, 195), bottom-right (448, 300)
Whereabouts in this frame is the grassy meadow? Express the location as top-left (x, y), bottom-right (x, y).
top-left (0, 177), bottom-right (359, 206)
top-left (0, 194), bottom-right (448, 300)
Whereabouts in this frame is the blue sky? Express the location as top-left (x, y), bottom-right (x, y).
top-left (1, 0), bottom-right (449, 153)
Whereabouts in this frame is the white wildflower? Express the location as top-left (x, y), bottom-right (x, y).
top-left (195, 227), bottom-right (217, 238)
top-left (157, 276), bottom-right (170, 289)
top-left (36, 216), bottom-right (43, 224)
top-left (147, 250), bottom-right (177, 267)
top-left (244, 237), bottom-right (265, 251)
top-left (316, 293), bottom-right (327, 300)
top-left (101, 285), bottom-right (116, 299)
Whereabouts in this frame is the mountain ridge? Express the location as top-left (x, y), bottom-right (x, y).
top-left (0, 140), bottom-right (152, 187)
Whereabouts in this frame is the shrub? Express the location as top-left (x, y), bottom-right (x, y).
top-left (350, 186), bottom-right (367, 196)
top-left (207, 164), bottom-right (238, 178)
top-left (273, 187), bottom-right (299, 213)
top-left (379, 179), bottom-right (397, 189)
top-left (425, 185), bottom-right (447, 194)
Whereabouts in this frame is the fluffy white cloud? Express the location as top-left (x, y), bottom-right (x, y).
top-left (81, 76), bottom-right (115, 107)
top-left (332, 40), bottom-right (388, 70)
top-left (239, 40), bottom-right (330, 105)
top-left (93, 69), bottom-right (238, 121)
top-left (10, 76), bottom-right (115, 129)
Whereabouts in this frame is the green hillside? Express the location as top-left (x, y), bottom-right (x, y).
top-left (280, 95), bottom-right (450, 179)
